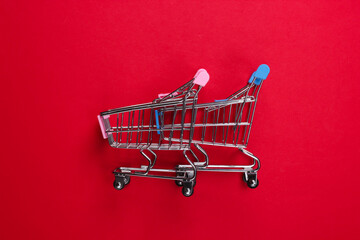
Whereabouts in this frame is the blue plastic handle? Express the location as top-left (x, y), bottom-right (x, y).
top-left (248, 64), bottom-right (270, 85)
top-left (155, 110), bottom-right (161, 134)
top-left (248, 72), bottom-right (256, 84)
top-left (215, 99), bottom-right (228, 102)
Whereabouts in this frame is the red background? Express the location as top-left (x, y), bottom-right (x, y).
top-left (1, 1), bottom-right (360, 239)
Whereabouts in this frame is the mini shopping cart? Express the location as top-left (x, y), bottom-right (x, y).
top-left (98, 64), bottom-right (270, 197)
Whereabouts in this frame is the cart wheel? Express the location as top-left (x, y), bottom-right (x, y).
top-left (247, 177), bottom-right (259, 189)
top-left (247, 178), bottom-right (259, 188)
top-left (175, 180), bottom-right (183, 187)
top-left (243, 173), bottom-right (259, 188)
top-left (113, 179), bottom-right (125, 190)
top-left (124, 175), bottom-right (130, 185)
top-left (182, 186), bottom-right (194, 197)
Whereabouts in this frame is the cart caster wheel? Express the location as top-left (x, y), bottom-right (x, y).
top-left (243, 173), bottom-right (259, 189)
top-left (124, 175), bottom-right (130, 185)
top-left (175, 180), bottom-right (183, 187)
top-left (113, 179), bottom-right (125, 190)
top-left (247, 178), bottom-right (259, 188)
top-left (182, 186), bottom-right (194, 197)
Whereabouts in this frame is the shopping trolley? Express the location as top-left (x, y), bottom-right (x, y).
top-left (98, 64), bottom-right (270, 197)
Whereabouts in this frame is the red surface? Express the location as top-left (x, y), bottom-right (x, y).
top-left (1, 1), bottom-right (360, 239)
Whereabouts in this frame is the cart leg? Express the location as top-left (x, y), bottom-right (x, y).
top-left (179, 150), bottom-right (198, 197)
top-left (239, 148), bottom-right (260, 189)
top-left (139, 148), bottom-right (157, 175)
top-left (193, 143), bottom-right (209, 167)
top-left (239, 148), bottom-right (260, 171)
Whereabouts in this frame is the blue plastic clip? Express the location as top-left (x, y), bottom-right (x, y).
top-left (155, 110), bottom-right (161, 134)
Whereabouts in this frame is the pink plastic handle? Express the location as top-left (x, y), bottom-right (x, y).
top-left (158, 92), bottom-right (178, 99)
top-left (193, 69), bottom-right (210, 87)
top-left (97, 115), bottom-right (109, 139)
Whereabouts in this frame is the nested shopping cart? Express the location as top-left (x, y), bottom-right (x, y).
top-left (98, 64), bottom-right (270, 197)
